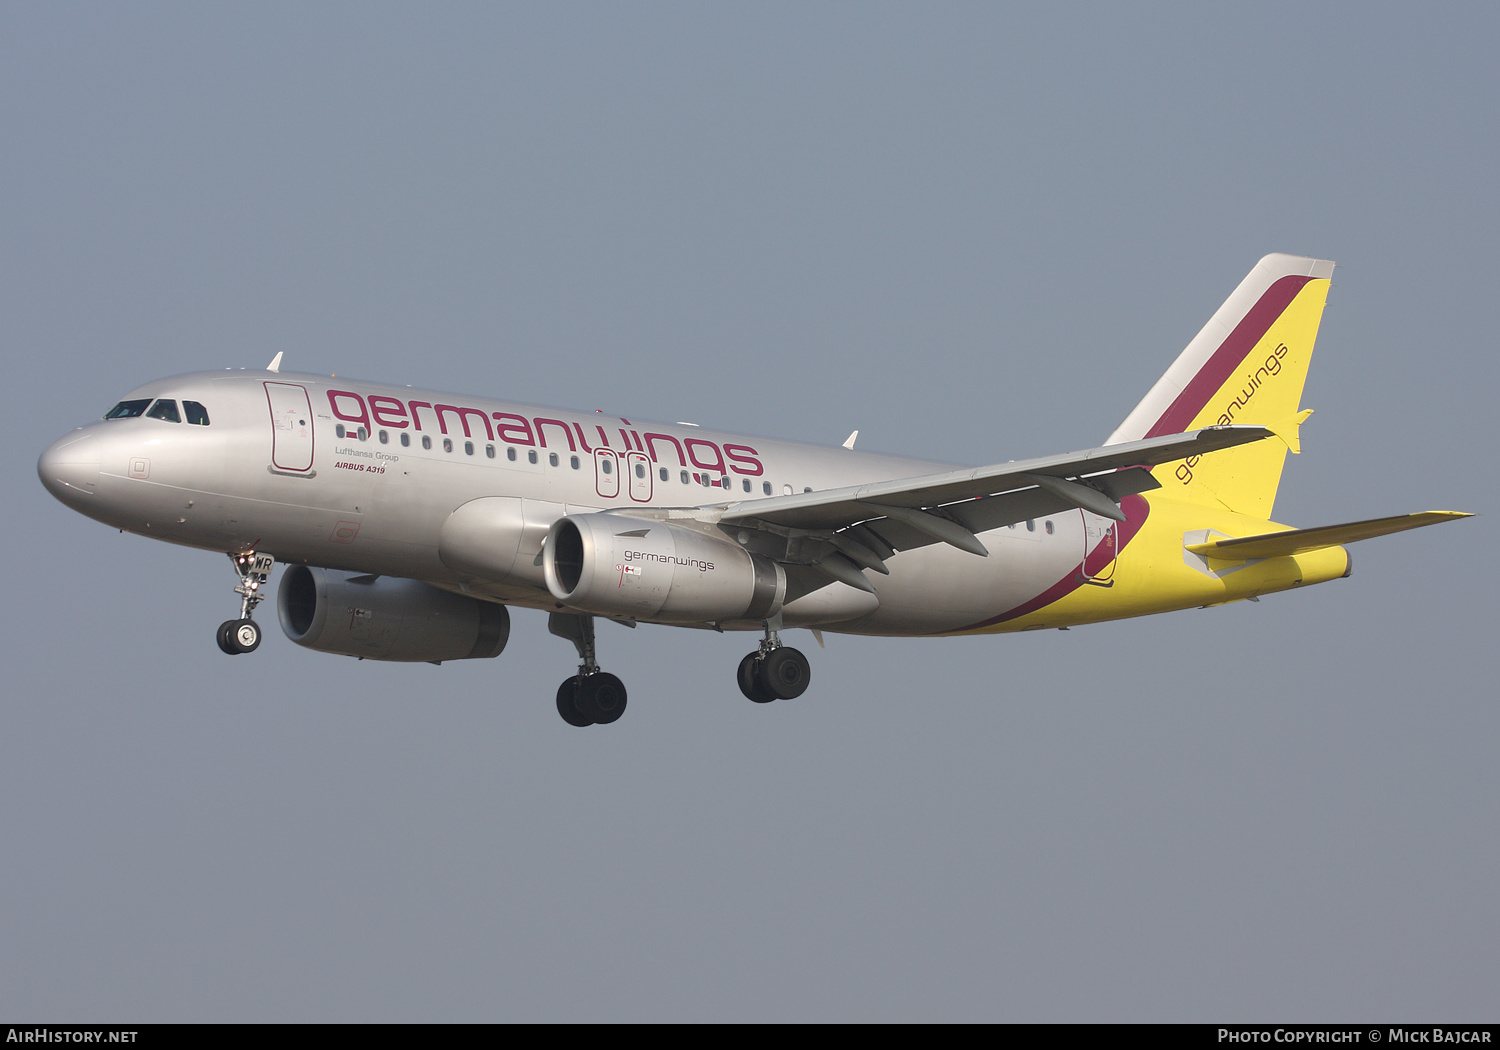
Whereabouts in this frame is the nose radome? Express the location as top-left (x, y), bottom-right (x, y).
top-left (38, 431), bottom-right (100, 507)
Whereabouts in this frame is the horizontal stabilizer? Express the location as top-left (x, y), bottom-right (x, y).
top-left (1184, 511), bottom-right (1472, 561)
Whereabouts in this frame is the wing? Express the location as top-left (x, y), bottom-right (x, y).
top-left (680, 426), bottom-right (1275, 594)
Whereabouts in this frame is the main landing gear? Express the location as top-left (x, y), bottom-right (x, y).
top-left (549, 612), bottom-right (628, 727)
top-left (216, 551), bottom-right (274, 655)
top-left (737, 620), bottom-right (811, 704)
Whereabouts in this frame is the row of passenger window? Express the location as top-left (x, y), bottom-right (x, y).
top-left (1009, 519), bottom-right (1056, 534)
top-left (335, 423), bottom-right (810, 496)
top-left (105, 398), bottom-right (211, 425)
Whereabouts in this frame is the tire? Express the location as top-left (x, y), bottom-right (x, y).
top-left (217, 621), bottom-right (239, 655)
top-left (738, 652), bottom-right (776, 703)
top-left (230, 619), bottom-right (261, 654)
top-left (578, 672), bottom-right (628, 725)
top-left (760, 646), bottom-right (810, 700)
top-left (556, 676), bottom-right (593, 727)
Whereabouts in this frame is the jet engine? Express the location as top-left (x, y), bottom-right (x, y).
top-left (277, 565), bottom-right (510, 662)
top-left (543, 514), bottom-right (785, 622)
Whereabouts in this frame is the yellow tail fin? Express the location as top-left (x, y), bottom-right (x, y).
top-left (1106, 254), bottom-right (1334, 519)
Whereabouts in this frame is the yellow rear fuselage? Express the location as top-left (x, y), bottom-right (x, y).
top-left (963, 493), bottom-right (1350, 634)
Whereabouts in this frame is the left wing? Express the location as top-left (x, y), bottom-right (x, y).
top-left (719, 425), bottom-right (1268, 528)
top-left (670, 426), bottom-right (1274, 593)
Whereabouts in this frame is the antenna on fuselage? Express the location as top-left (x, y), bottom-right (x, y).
top-left (842, 430), bottom-right (859, 450)
top-left (266, 352), bottom-right (284, 373)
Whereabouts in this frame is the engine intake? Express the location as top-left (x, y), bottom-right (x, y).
top-left (277, 566), bottom-right (510, 662)
top-left (543, 514), bottom-right (784, 623)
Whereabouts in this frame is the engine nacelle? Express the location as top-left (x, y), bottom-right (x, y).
top-left (543, 514), bottom-right (785, 623)
top-left (277, 565), bottom-right (510, 662)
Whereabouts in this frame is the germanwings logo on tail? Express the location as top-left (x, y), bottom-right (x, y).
top-left (1140, 275), bottom-right (1315, 440)
top-left (1106, 254), bottom-right (1334, 519)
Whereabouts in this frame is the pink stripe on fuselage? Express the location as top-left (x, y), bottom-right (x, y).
top-left (952, 494), bottom-right (1151, 633)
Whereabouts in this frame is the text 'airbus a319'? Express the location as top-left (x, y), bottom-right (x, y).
top-left (39, 254), bottom-right (1470, 727)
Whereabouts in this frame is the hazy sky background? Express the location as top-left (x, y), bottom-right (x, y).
top-left (3, 3), bottom-right (1495, 1021)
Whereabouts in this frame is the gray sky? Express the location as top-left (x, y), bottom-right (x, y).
top-left (2, 3), bottom-right (1495, 1021)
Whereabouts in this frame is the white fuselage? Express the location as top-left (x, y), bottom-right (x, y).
top-left (39, 369), bottom-right (1108, 635)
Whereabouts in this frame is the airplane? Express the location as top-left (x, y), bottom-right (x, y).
top-left (37, 253), bottom-right (1470, 727)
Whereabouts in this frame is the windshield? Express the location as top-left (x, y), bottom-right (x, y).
top-left (145, 399), bottom-right (181, 423)
top-left (104, 399), bottom-right (152, 419)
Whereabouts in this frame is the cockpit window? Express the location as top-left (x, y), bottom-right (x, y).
top-left (183, 400), bottom-right (210, 426)
top-left (146, 399), bottom-right (181, 423)
top-left (104, 399), bottom-right (152, 419)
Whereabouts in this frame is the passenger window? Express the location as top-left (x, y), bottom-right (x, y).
top-left (680, 471), bottom-right (689, 484)
top-left (443, 438), bottom-right (454, 453)
top-left (762, 481), bottom-right (772, 495)
top-left (570, 455), bottom-right (580, 469)
top-left (720, 476), bottom-right (729, 488)
top-left (1045, 520), bottom-right (1054, 535)
top-left (422, 435), bottom-right (432, 450)
top-left (549, 452), bottom-right (559, 467)
top-left (400, 432), bottom-right (410, 447)
top-left (379, 430), bottom-right (389, 444)
top-left (783, 485), bottom-right (793, 495)
top-left (507, 447), bottom-right (517, 461)
top-left (659, 467), bottom-right (669, 482)
top-left (465, 441), bottom-right (474, 455)
top-left (1026, 519), bottom-right (1035, 532)
top-left (104, 399), bottom-right (152, 419)
top-left (803, 487), bottom-right (812, 493)
top-left (183, 400), bottom-right (210, 425)
top-left (146, 400), bottom-right (181, 423)
top-left (742, 478), bottom-right (751, 492)
top-left (528, 450), bottom-right (538, 464)
top-left (486, 445), bottom-right (495, 459)
top-left (357, 427), bottom-right (367, 441)
top-left (336, 424), bottom-right (346, 438)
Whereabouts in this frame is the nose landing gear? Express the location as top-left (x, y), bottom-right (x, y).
top-left (216, 551), bottom-right (274, 655)
top-left (737, 620), bottom-right (811, 703)
top-left (549, 612), bottom-right (629, 727)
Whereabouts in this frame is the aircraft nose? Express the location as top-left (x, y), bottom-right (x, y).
top-left (38, 431), bottom-right (101, 507)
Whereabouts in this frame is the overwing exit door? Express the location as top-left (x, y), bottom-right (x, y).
top-left (594, 448), bottom-right (620, 498)
top-left (627, 451), bottom-right (652, 502)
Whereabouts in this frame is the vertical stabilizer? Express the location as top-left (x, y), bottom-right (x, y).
top-left (1106, 253), bottom-right (1334, 519)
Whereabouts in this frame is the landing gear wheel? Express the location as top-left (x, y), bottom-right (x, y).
top-left (760, 646), bottom-right (810, 700)
top-left (230, 619), bottom-right (261, 653)
top-left (220, 551), bottom-right (273, 654)
top-left (578, 672), bottom-right (628, 725)
top-left (738, 652), bottom-right (776, 703)
top-left (556, 677), bottom-right (594, 727)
